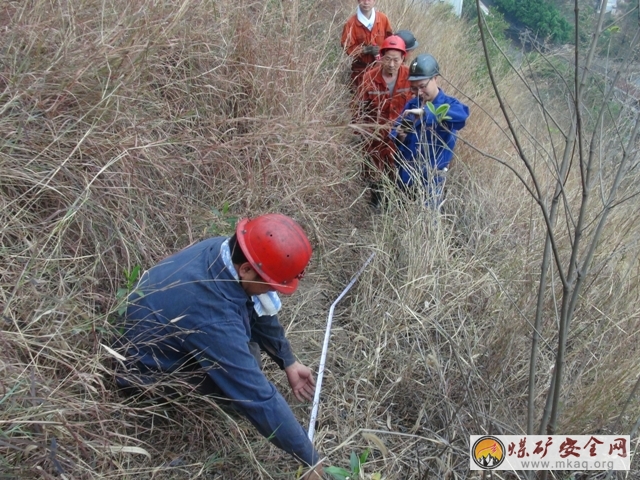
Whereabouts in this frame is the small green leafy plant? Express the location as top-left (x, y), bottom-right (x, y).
top-left (208, 201), bottom-right (238, 236)
top-left (115, 265), bottom-right (142, 316)
top-left (426, 101), bottom-right (452, 123)
top-left (325, 449), bottom-right (381, 480)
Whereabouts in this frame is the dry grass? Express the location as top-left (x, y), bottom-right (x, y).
top-left (1, 0), bottom-right (639, 478)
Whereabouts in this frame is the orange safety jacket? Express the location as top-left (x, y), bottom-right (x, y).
top-left (341, 12), bottom-right (393, 85)
top-left (357, 64), bottom-right (412, 171)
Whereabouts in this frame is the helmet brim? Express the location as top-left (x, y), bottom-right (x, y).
top-left (408, 74), bottom-right (435, 81)
top-left (381, 48), bottom-right (407, 56)
top-left (271, 278), bottom-right (298, 295)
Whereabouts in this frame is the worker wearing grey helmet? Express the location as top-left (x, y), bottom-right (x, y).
top-left (395, 29), bottom-right (419, 63)
top-left (390, 54), bottom-right (470, 209)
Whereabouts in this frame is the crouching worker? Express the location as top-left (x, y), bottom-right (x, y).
top-left (390, 54), bottom-right (469, 209)
top-left (114, 213), bottom-right (323, 479)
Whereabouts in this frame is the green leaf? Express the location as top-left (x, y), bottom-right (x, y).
top-left (435, 105), bottom-right (449, 115)
top-left (350, 451), bottom-right (360, 474)
top-left (130, 264), bottom-right (140, 280)
top-left (325, 466), bottom-right (351, 480)
top-left (116, 288), bottom-right (128, 299)
top-left (371, 473), bottom-right (381, 480)
top-left (359, 448), bottom-right (370, 465)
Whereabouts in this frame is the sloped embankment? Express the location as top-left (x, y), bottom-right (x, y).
top-left (1, 0), bottom-right (639, 478)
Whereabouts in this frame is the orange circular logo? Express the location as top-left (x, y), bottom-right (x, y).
top-left (472, 436), bottom-right (505, 469)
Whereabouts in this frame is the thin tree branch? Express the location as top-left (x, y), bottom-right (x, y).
top-left (476, 0), bottom-right (567, 288)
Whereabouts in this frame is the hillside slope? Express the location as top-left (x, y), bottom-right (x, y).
top-left (1, 0), bottom-right (638, 478)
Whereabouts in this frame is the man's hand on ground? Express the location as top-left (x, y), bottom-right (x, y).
top-left (285, 361), bottom-right (316, 402)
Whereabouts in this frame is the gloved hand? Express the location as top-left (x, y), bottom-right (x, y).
top-left (403, 108), bottom-right (424, 117)
top-left (362, 45), bottom-right (380, 56)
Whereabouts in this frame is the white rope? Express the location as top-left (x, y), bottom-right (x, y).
top-left (307, 252), bottom-right (376, 443)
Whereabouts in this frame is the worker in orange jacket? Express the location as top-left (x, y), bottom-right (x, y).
top-left (341, 0), bottom-right (393, 89)
top-left (357, 35), bottom-right (412, 210)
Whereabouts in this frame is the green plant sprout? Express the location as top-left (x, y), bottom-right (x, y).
top-left (208, 201), bottom-right (238, 236)
top-left (115, 265), bottom-right (142, 316)
top-left (426, 101), bottom-right (452, 123)
top-left (325, 449), bottom-right (381, 480)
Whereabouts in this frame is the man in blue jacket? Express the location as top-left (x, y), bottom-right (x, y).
top-left (390, 54), bottom-right (470, 208)
top-left (116, 213), bottom-right (323, 479)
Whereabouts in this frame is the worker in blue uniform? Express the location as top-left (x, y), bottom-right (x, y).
top-left (115, 213), bottom-right (323, 479)
top-left (391, 54), bottom-right (470, 209)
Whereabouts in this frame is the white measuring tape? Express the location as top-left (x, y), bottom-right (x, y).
top-left (307, 252), bottom-right (376, 443)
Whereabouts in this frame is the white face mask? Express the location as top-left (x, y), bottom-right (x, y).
top-left (221, 239), bottom-right (282, 316)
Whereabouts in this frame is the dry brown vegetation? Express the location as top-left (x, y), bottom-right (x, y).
top-left (1, 0), bottom-right (639, 478)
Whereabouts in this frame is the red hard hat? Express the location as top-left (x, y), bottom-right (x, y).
top-left (236, 214), bottom-right (312, 295)
top-left (380, 35), bottom-right (407, 56)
